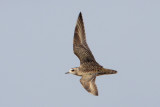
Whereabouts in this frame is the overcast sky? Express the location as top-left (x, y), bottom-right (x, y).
top-left (0, 0), bottom-right (160, 107)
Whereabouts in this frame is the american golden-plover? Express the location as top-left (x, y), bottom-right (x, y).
top-left (66, 12), bottom-right (117, 96)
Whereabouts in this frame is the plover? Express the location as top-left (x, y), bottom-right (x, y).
top-left (66, 12), bottom-right (117, 96)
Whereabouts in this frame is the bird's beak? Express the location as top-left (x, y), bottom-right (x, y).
top-left (65, 72), bottom-right (69, 74)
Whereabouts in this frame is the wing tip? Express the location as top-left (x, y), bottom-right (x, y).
top-left (89, 91), bottom-right (98, 96)
top-left (78, 12), bottom-right (83, 19)
top-left (79, 11), bottom-right (82, 15)
top-left (92, 92), bottom-right (99, 96)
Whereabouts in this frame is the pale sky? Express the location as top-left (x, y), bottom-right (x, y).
top-left (0, 0), bottom-right (160, 107)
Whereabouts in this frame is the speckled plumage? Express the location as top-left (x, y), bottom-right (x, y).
top-left (66, 12), bottom-right (117, 96)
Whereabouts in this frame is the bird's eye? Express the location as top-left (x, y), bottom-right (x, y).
top-left (71, 69), bottom-right (74, 71)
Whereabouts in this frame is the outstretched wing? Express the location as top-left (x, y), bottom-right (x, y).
top-left (80, 74), bottom-right (98, 96)
top-left (73, 12), bottom-right (97, 65)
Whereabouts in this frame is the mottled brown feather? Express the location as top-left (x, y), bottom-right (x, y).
top-left (73, 12), bottom-right (99, 65)
top-left (70, 12), bottom-right (117, 96)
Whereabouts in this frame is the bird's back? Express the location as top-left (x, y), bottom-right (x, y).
top-left (79, 62), bottom-right (103, 73)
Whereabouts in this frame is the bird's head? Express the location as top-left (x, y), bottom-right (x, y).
top-left (65, 67), bottom-right (78, 75)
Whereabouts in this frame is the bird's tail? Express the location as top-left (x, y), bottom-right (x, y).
top-left (102, 68), bottom-right (117, 75)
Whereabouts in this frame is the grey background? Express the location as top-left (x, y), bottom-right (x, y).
top-left (0, 0), bottom-right (160, 107)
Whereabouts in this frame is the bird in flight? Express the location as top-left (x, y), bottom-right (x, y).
top-left (65, 12), bottom-right (117, 96)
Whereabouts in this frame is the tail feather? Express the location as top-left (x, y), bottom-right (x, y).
top-left (102, 68), bottom-right (117, 75)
